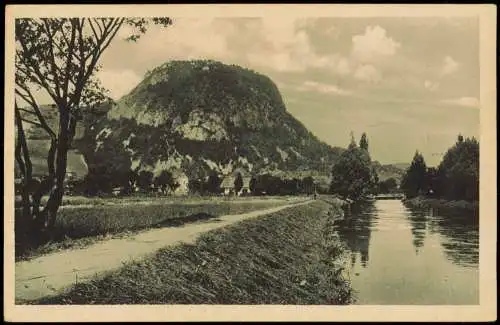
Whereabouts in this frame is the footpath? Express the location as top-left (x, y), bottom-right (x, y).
top-left (15, 199), bottom-right (313, 303)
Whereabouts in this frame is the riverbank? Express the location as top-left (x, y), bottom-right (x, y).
top-left (403, 196), bottom-right (479, 215)
top-left (28, 200), bottom-right (353, 305)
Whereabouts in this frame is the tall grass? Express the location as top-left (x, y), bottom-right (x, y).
top-left (32, 200), bottom-right (353, 305)
top-left (15, 200), bottom-right (285, 260)
top-left (14, 194), bottom-right (305, 208)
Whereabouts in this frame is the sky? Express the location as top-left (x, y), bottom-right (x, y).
top-left (32, 16), bottom-right (481, 166)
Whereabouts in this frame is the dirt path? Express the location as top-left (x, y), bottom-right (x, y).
top-left (15, 199), bottom-right (313, 303)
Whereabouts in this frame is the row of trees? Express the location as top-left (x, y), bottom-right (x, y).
top-left (70, 170), bottom-right (178, 196)
top-left (329, 132), bottom-right (379, 201)
top-left (401, 135), bottom-right (479, 202)
top-left (70, 169), bottom-right (321, 198)
top-left (187, 173), bottom-right (318, 196)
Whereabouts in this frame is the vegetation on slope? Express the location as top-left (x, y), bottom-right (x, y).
top-left (32, 200), bottom-right (353, 305)
top-left (76, 60), bottom-right (344, 189)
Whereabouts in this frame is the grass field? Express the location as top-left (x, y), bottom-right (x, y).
top-left (16, 197), bottom-right (296, 261)
top-left (15, 194), bottom-right (306, 208)
top-left (32, 200), bottom-right (353, 305)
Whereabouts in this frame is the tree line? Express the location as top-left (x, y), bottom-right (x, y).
top-left (64, 169), bottom-right (321, 198)
top-left (401, 135), bottom-right (479, 202)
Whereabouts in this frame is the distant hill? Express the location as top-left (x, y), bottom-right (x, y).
top-left (15, 105), bottom-right (88, 179)
top-left (72, 60), bottom-right (345, 183)
top-left (372, 161), bottom-right (409, 184)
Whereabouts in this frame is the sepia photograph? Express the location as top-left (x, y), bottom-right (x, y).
top-left (4, 4), bottom-right (497, 322)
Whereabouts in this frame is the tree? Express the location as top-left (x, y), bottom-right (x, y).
top-left (378, 177), bottom-right (398, 194)
top-left (359, 132), bottom-right (369, 151)
top-left (425, 167), bottom-right (439, 197)
top-left (370, 166), bottom-right (379, 194)
top-left (136, 170), bottom-right (154, 192)
top-left (302, 176), bottom-right (314, 195)
top-left (14, 17), bottom-right (173, 240)
top-left (154, 170), bottom-right (175, 195)
top-left (348, 131), bottom-right (357, 150)
top-left (435, 135), bottom-right (479, 201)
top-left (188, 179), bottom-right (203, 195)
top-left (249, 176), bottom-right (257, 195)
top-left (206, 171), bottom-right (222, 195)
top-left (400, 151), bottom-right (428, 198)
top-left (234, 172), bottom-right (243, 194)
top-left (330, 135), bottom-right (374, 200)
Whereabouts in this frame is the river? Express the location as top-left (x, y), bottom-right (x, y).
top-left (334, 199), bottom-right (479, 305)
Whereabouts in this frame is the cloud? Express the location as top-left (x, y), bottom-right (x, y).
top-left (102, 18), bottom-right (236, 73)
top-left (441, 96), bottom-right (479, 108)
top-left (96, 69), bottom-right (142, 100)
top-left (441, 55), bottom-right (460, 76)
top-left (354, 64), bottom-right (381, 83)
top-left (424, 80), bottom-right (440, 91)
top-left (242, 18), bottom-right (350, 74)
top-left (296, 80), bottom-right (352, 96)
top-left (351, 25), bottom-right (401, 63)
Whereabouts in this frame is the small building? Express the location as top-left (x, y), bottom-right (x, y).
top-left (220, 173), bottom-right (252, 196)
top-left (220, 175), bottom-right (236, 196)
top-left (172, 172), bottom-right (189, 196)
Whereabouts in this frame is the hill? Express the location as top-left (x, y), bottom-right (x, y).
top-left (74, 60), bottom-right (344, 185)
top-left (372, 161), bottom-right (409, 184)
top-left (15, 105), bottom-right (88, 179)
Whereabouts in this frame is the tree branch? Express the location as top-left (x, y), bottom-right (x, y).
top-left (61, 19), bottom-right (78, 107)
top-left (20, 118), bottom-right (43, 128)
top-left (17, 36), bottom-right (61, 104)
top-left (42, 19), bottom-right (62, 98)
top-left (15, 101), bottom-right (33, 185)
top-left (15, 86), bottom-right (57, 139)
top-left (87, 18), bottom-right (100, 41)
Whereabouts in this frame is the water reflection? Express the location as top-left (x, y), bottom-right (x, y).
top-left (406, 207), bottom-right (428, 253)
top-left (335, 199), bottom-right (479, 305)
top-left (405, 203), bottom-right (479, 268)
top-left (336, 202), bottom-right (377, 268)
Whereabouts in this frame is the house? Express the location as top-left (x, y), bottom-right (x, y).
top-left (220, 175), bottom-right (235, 195)
top-left (220, 172), bottom-right (253, 196)
top-left (172, 172), bottom-right (189, 196)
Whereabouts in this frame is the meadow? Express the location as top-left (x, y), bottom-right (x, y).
top-left (15, 196), bottom-right (299, 261)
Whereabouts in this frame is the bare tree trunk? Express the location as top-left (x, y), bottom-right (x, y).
top-left (14, 106), bottom-right (33, 226)
top-left (43, 111), bottom-right (74, 234)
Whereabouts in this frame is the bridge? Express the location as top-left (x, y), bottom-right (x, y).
top-left (373, 193), bottom-right (405, 200)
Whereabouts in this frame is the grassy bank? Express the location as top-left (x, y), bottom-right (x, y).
top-left (403, 196), bottom-right (479, 215)
top-left (16, 200), bottom-right (287, 261)
top-left (31, 200), bottom-right (353, 305)
top-left (15, 194), bottom-right (305, 208)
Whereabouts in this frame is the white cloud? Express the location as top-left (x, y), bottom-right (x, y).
top-left (335, 57), bottom-right (351, 76)
top-left (103, 18), bottom-right (237, 72)
top-left (296, 80), bottom-right (352, 96)
top-left (441, 55), bottom-right (460, 76)
top-left (424, 80), bottom-right (440, 91)
top-left (96, 69), bottom-right (142, 100)
top-left (351, 25), bottom-right (401, 63)
top-left (354, 64), bottom-right (381, 83)
top-left (242, 18), bottom-right (348, 74)
top-left (441, 96), bottom-right (479, 108)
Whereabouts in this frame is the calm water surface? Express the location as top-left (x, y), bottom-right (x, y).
top-left (334, 199), bottom-right (479, 305)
